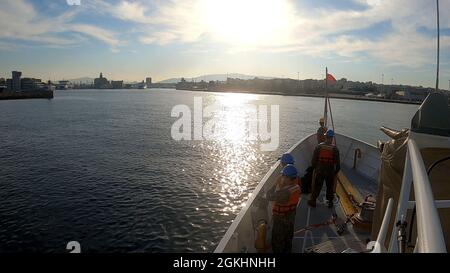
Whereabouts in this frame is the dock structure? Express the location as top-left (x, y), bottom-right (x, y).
top-left (0, 89), bottom-right (54, 100)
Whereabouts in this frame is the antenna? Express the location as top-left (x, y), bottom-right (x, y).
top-left (435, 0), bottom-right (440, 92)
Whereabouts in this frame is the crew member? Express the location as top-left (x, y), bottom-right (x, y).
top-left (267, 164), bottom-right (301, 253)
top-left (308, 129), bottom-right (340, 208)
top-left (317, 117), bottom-right (328, 143)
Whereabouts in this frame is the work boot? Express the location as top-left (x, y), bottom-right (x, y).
top-left (308, 199), bottom-right (316, 208)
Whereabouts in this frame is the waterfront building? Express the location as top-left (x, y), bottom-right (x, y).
top-left (146, 77), bottom-right (152, 87)
top-left (395, 89), bottom-right (431, 102)
top-left (6, 79), bottom-right (12, 90)
top-left (111, 80), bottom-right (124, 89)
top-left (12, 71), bottom-right (22, 91)
top-left (365, 92), bottom-right (384, 99)
top-left (94, 73), bottom-right (111, 89)
top-left (0, 78), bottom-right (5, 90)
top-left (136, 81), bottom-right (146, 89)
top-left (56, 80), bottom-right (72, 90)
top-left (21, 78), bottom-right (46, 91)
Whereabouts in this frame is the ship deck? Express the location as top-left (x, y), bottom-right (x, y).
top-left (292, 166), bottom-right (377, 253)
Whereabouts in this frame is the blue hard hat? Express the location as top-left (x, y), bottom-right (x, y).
top-left (280, 153), bottom-right (295, 165)
top-left (281, 164), bottom-right (298, 178)
top-left (325, 129), bottom-right (335, 138)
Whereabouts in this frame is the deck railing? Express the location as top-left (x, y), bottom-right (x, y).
top-left (370, 138), bottom-right (448, 253)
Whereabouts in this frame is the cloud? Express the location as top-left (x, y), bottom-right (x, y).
top-left (0, 41), bottom-right (24, 51)
top-left (0, 0), bottom-right (120, 50)
top-left (69, 24), bottom-right (121, 47)
top-left (102, 0), bottom-right (450, 67)
top-left (108, 0), bottom-right (208, 45)
top-left (1, 0), bottom-right (449, 69)
top-left (112, 1), bottom-right (151, 23)
top-left (261, 0), bottom-right (450, 67)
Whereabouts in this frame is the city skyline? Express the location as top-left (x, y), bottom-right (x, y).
top-left (1, 0), bottom-right (450, 89)
top-left (1, 70), bottom-right (445, 91)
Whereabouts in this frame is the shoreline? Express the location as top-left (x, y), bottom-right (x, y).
top-left (54, 87), bottom-right (424, 105)
top-left (172, 88), bottom-right (422, 105)
top-left (0, 90), bottom-right (54, 101)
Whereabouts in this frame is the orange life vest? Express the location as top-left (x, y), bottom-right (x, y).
top-left (318, 143), bottom-right (336, 166)
top-left (272, 182), bottom-right (301, 215)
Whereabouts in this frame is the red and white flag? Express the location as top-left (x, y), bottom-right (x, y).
top-left (326, 73), bottom-right (337, 83)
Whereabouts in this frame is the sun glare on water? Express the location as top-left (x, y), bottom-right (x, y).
top-left (199, 0), bottom-right (294, 46)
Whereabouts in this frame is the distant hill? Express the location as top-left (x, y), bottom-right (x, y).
top-left (67, 77), bottom-right (95, 84)
top-left (158, 73), bottom-right (274, 83)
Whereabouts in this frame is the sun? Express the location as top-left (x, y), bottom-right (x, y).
top-left (199, 0), bottom-right (293, 47)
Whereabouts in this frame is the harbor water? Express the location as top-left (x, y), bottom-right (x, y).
top-left (0, 89), bottom-right (418, 252)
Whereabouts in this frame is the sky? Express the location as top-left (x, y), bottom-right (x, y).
top-left (0, 0), bottom-right (449, 88)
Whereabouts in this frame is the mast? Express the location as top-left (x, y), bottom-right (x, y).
top-left (435, 0), bottom-right (440, 92)
top-left (324, 67), bottom-right (336, 141)
top-left (324, 67), bottom-right (328, 127)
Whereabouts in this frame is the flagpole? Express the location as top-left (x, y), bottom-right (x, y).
top-left (328, 94), bottom-right (335, 133)
top-left (325, 67), bottom-right (328, 126)
top-left (325, 67), bottom-right (337, 146)
top-left (435, 0), bottom-right (440, 92)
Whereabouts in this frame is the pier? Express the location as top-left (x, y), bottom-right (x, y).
top-left (0, 90), bottom-right (54, 101)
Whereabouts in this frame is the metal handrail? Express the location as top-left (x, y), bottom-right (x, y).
top-left (368, 198), bottom-right (393, 253)
top-left (407, 139), bottom-right (446, 252)
top-left (374, 138), bottom-right (447, 253)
